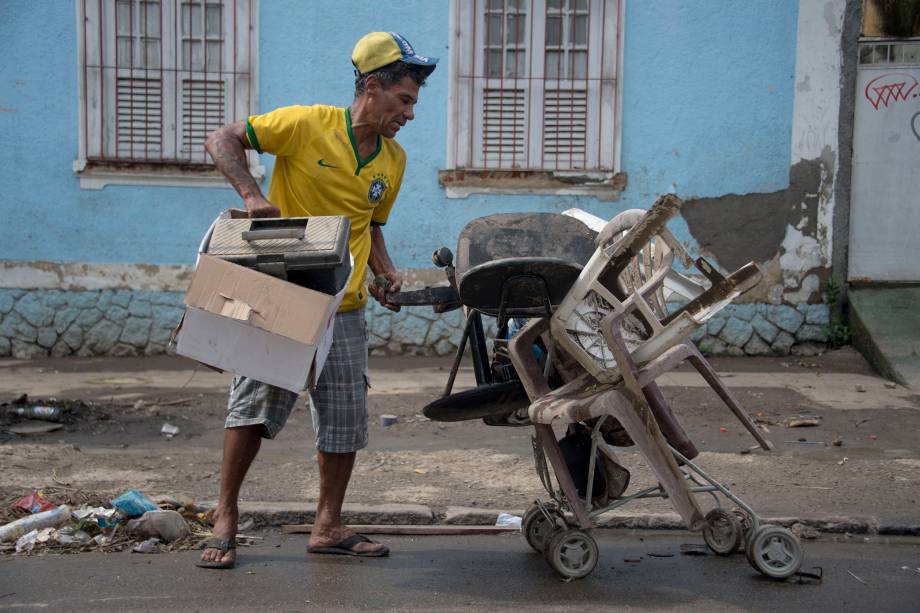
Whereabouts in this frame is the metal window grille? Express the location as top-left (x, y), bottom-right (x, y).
top-left (454, 0), bottom-right (618, 172)
top-left (80, 0), bottom-right (255, 166)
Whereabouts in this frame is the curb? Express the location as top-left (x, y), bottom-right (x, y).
top-left (229, 502), bottom-right (920, 536)
top-left (236, 502), bottom-right (434, 528)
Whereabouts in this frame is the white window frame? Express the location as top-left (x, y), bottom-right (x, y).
top-left (74, 0), bottom-right (263, 189)
top-left (445, 0), bottom-right (624, 197)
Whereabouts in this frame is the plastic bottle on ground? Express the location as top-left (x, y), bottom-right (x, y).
top-left (13, 406), bottom-right (64, 422)
top-left (0, 505), bottom-right (73, 543)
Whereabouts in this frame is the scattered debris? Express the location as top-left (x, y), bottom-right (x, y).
top-left (791, 523), bottom-right (819, 540)
top-left (111, 490), bottom-right (159, 518)
top-left (868, 435), bottom-right (878, 441)
top-left (379, 414), bottom-right (399, 427)
top-left (7, 406), bottom-right (65, 422)
top-left (126, 510), bottom-right (190, 542)
top-left (848, 570), bottom-right (867, 585)
top-left (901, 566), bottom-right (920, 575)
top-left (0, 505), bottom-right (73, 543)
top-left (495, 512), bottom-right (522, 530)
top-left (793, 567), bottom-right (824, 585)
top-left (719, 427), bottom-right (728, 433)
top-left (679, 543), bottom-right (708, 556)
top-left (855, 384), bottom-right (866, 393)
top-left (13, 530), bottom-right (37, 553)
top-left (54, 526), bottom-right (92, 546)
top-left (838, 457), bottom-right (849, 465)
top-left (131, 537), bottom-right (163, 554)
top-left (13, 491), bottom-right (56, 514)
top-left (832, 438), bottom-right (843, 447)
top-left (160, 422), bottom-right (180, 438)
top-left (153, 494), bottom-right (197, 512)
top-left (786, 417), bottom-right (821, 428)
top-left (0, 488), bottom-right (248, 557)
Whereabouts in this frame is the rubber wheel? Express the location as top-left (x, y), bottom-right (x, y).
top-left (522, 504), bottom-right (560, 553)
top-left (543, 528), bottom-right (599, 580)
top-left (702, 508), bottom-right (742, 556)
top-left (746, 525), bottom-right (804, 580)
top-left (732, 508), bottom-right (753, 553)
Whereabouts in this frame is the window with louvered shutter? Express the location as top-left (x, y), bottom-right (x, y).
top-left (448, 0), bottom-right (619, 174)
top-left (77, 0), bottom-right (258, 183)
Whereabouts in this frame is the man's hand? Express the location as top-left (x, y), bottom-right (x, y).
top-left (245, 196), bottom-right (281, 218)
top-left (368, 270), bottom-right (402, 312)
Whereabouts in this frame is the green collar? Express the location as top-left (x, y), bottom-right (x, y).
top-left (345, 107), bottom-right (381, 176)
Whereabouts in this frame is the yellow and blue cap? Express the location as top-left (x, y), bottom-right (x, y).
top-left (351, 32), bottom-right (438, 77)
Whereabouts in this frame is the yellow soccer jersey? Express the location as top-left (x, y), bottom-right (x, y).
top-left (246, 104), bottom-right (405, 312)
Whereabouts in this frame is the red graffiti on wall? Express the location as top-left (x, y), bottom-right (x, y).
top-left (865, 73), bottom-right (919, 110)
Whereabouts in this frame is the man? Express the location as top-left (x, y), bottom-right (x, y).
top-left (197, 32), bottom-right (437, 568)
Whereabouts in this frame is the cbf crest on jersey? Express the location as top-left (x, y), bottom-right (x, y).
top-left (368, 173), bottom-right (390, 204)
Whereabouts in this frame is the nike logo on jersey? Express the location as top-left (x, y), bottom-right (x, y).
top-left (317, 159), bottom-right (338, 168)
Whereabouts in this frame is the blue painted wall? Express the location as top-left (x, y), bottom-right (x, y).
top-left (0, 0), bottom-right (798, 269)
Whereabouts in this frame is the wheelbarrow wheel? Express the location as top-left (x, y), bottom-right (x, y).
top-left (732, 508), bottom-right (753, 553)
top-left (746, 525), bottom-right (804, 580)
top-left (543, 528), bottom-right (599, 580)
top-left (702, 508), bottom-right (742, 556)
top-left (523, 503), bottom-right (561, 553)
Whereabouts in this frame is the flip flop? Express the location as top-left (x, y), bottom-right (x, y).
top-left (195, 537), bottom-right (237, 569)
top-left (307, 533), bottom-right (389, 557)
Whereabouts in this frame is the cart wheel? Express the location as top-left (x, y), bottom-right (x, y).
top-left (523, 504), bottom-right (561, 553)
top-left (746, 525), bottom-right (804, 580)
top-left (543, 528), bottom-right (599, 580)
top-left (702, 508), bottom-right (742, 556)
top-left (732, 508), bottom-right (753, 552)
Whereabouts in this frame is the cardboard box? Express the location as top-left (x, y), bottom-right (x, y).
top-left (175, 253), bottom-right (348, 392)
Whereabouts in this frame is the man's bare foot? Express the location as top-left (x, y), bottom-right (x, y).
top-left (199, 506), bottom-right (239, 567)
top-left (308, 524), bottom-right (388, 556)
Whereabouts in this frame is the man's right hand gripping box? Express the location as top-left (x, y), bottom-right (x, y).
top-left (174, 212), bottom-right (352, 393)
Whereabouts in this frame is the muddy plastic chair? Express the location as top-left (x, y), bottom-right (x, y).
top-left (554, 197), bottom-right (771, 451)
top-left (507, 196), bottom-right (802, 581)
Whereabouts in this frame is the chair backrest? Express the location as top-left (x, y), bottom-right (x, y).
top-left (550, 197), bottom-right (689, 380)
top-left (550, 196), bottom-right (762, 383)
top-left (592, 209), bottom-right (674, 324)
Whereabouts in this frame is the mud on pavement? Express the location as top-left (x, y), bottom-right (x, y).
top-left (1, 348), bottom-right (919, 526)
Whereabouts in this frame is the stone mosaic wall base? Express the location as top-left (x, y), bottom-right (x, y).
top-left (0, 289), bottom-right (829, 359)
top-left (687, 302), bottom-right (830, 357)
top-left (365, 301), bottom-right (831, 358)
top-left (0, 289), bottom-right (185, 359)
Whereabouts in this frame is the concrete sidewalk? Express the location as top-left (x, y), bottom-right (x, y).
top-left (1, 348), bottom-right (919, 535)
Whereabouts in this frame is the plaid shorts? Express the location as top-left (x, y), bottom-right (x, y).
top-left (225, 308), bottom-right (369, 453)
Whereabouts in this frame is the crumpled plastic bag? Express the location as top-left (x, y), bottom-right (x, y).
top-left (125, 510), bottom-right (189, 542)
top-left (495, 512), bottom-right (522, 530)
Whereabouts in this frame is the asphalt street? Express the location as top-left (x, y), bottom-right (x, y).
top-left (1, 531), bottom-right (918, 612)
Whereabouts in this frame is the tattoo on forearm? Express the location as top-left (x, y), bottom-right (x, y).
top-left (208, 133), bottom-right (262, 201)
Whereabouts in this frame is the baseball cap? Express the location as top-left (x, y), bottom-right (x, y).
top-left (351, 32), bottom-right (438, 77)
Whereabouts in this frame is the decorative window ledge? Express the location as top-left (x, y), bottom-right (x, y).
top-left (73, 159), bottom-right (265, 190)
top-left (438, 169), bottom-right (627, 200)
